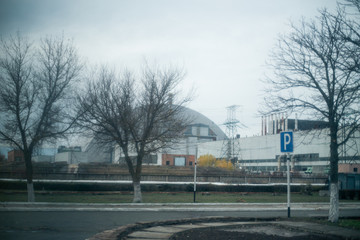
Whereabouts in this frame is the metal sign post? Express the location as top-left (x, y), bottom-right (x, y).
top-left (194, 145), bottom-right (198, 203)
top-left (280, 131), bottom-right (293, 218)
top-left (193, 159), bottom-right (197, 203)
top-left (286, 153), bottom-right (291, 218)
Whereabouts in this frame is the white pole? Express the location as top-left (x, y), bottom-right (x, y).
top-left (287, 153), bottom-right (291, 218)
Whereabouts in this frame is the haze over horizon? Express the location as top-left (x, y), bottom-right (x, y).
top-left (0, 0), bottom-right (339, 143)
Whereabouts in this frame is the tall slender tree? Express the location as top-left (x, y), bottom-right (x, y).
top-left (263, 3), bottom-right (360, 222)
top-left (0, 33), bottom-right (82, 201)
top-left (77, 66), bottom-right (190, 203)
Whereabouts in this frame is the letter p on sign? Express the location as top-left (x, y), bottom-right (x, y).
top-left (281, 131), bottom-right (293, 153)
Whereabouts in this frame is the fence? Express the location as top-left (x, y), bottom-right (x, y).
top-left (0, 171), bottom-right (327, 185)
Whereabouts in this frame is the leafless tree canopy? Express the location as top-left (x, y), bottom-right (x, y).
top-left (265, 8), bottom-right (360, 128)
top-left (0, 34), bottom-right (82, 149)
top-left (263, 2), bottom-right (360, 222)
top-left (0, 33), bottom-right (82, 201)
top-left (77, 65), bottom-right (191, 202)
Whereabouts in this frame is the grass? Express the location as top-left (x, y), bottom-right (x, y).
top-left (307, 218), bottom-right (360, 231)
top-left (337, 219), bottom-right (360, 230)
top-left (2, 190), bottom-right (358, 204)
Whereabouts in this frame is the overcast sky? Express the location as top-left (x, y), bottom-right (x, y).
top-left (0, 0), bottom-right (339, 138)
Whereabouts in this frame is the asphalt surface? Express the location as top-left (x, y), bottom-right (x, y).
top-left (1, 202), bottom-right (360, 240)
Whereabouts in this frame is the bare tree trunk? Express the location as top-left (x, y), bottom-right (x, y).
top-left (24, 153), bottom-right (35, 202)
top-left (133, 181), bottom-right (142, 203)
top-left (123, 152), bottom-right (143, 203)
top-left (329, 183), bottom-right (339, 222)
top-left (328, 126), bottom-right (339, 222)
top-left (27, 183), bottom-right (35, 202)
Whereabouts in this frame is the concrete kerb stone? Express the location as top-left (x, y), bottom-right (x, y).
top-left (2, 202), bottom-right (359, 212)
top-left (86, 217), bottom-right (278, 240)
top-left (87, 223), bottom-right (140, 240)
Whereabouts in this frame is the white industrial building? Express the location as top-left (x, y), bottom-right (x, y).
top-left (193, 115), bottom-right (359, 174)
top-left (198, 128), bottom-right (360, 174)
top-left (54, 146), bottom-right (88, 164)
top-left (85, 108), bottom-right (360, 173)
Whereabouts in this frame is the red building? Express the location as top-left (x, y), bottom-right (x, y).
top-left (339, 164), bottom-right (360, 174)
top-left (7, 150), bottom-right (24, 162)
top-left (162, 154), bottom-right (195, 166)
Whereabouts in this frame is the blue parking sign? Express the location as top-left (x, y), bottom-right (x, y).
top-left (280, 131), bottom-right (293, 152)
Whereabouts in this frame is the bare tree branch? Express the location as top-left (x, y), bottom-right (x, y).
top-left (77, 65), bottom-right (191, 202)
top-left (0, 33), bottom-right (83, 202)
top-left (262, 3), bottom-right (360, 222)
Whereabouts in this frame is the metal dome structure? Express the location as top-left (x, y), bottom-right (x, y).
top-left (181, 107), bottom-right (227, 141)
top-left (84, 107), bottom-right (226, 164)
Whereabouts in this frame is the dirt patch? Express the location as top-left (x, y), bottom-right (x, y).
top-left (170, 224), bottom-right (340, 240)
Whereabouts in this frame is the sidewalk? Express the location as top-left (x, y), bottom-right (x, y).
top-left (2, 202), bottom-right (360, 212)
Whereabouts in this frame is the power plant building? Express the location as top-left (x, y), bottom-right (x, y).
top-left (198, 117), bottom-right (360, 174)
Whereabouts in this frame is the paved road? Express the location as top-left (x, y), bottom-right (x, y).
top-left (1, 203), bottom-right (360, 240)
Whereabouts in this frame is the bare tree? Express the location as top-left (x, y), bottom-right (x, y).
top-left (341, 1), bottom-right (360, 47)
top-left (0, 33), bottom-right (82, 202)
top-left (77, 66), bottom-right (190, 203)
top-left (263, 3), bottom-right (360, 222)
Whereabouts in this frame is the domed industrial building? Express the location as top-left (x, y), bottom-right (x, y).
top-left (160, 107), bottom-right (227, 166)
top-left (84, 107), bottom-right (227, 166)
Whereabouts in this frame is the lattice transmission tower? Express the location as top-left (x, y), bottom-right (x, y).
top-left (220, 105), bottom-right (243, 168)
top-left (339, 122), bottom-right (360, 164)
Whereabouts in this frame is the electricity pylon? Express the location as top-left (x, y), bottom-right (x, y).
top-left (220, 105), bottom-right (243, 168)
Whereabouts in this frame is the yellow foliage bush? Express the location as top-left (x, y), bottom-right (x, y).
top-left (198, 154), bottom-right (234, 170)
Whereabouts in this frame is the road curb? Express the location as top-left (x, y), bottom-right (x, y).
top-left (1, 202), bottom-right (360, 212)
